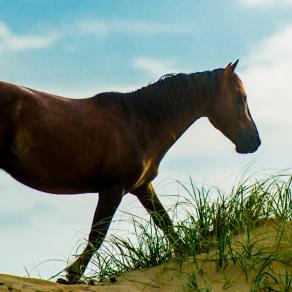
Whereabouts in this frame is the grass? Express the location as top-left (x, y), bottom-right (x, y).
top-left (65, 174), bottom-right (292, 290)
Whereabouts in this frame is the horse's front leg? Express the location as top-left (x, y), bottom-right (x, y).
top-left (59, 185), bottom-right (124, 284)
top-left (132, 183), bottom-right (182, 249)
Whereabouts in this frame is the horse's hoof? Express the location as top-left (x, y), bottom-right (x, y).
top-left (56, 278), bottom-right (70, 285)
top-left (56, 276), bottom-right (82, 285)
top-left (66, 273), bottom-right (82, 285)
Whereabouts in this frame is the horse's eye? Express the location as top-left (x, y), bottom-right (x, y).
top-left (238, 95), bottom-right (246, 104)
top-left (239, 95), bottom-right (247, 103)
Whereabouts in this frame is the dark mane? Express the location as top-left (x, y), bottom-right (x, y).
top-left (93, 68), bottom-right (224, 119)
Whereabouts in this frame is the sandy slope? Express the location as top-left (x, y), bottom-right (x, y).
top-left (0, 273), bottom-right (139, 291)
top-left (0, 221), bottom-right (291, 292)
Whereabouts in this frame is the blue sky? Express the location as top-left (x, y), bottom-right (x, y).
top-left (0, 0), bottom-right (291, 279)
top-left (1, 0), bottom-right (292, 89)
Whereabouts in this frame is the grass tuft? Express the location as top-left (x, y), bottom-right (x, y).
top-left (66, 174), bottom-right (292, 290)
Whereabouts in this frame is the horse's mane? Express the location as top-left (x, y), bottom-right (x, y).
top-left (93, 68), bottom-right (224, 119)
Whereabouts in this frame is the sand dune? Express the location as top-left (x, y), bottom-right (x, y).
top-left (1, 221), bottom-right (291, 291)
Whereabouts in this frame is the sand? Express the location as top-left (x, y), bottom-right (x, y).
top-left (0, 220), bottom-right (291, 292)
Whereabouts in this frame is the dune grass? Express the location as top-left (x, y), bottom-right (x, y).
top-left (68, 174), bottom-right (292, 290)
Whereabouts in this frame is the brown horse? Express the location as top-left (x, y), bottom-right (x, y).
top-left (0, 60), bottom-right (260, 283)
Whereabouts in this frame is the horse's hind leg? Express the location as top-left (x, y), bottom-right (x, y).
top-left (61, 185), bottom-right (124, 284)
top-left (132, 183), bottom-right (181, 248)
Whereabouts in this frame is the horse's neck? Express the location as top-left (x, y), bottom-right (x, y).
top-left (152, 99), bottom-right (205, 159)
top-left (129, 74), bottom-right (212, 159)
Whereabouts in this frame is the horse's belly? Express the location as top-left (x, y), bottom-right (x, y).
top-left (4, 166), bottom-right (98, 195)
top-left (4, 146), bottom-right (99, 194)
top-left (4, 145), bottom-right (140, 195)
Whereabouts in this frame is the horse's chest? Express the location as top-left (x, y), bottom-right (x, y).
top-left (126, 159), bottom-right (158, 192)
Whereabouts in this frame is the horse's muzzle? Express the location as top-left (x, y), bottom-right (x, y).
top-left (235, 133), bottom-right (261, 154)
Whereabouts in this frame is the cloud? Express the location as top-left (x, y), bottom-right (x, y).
top-left (75, 20), bottom-right (194, 37)
top-left (240, 23), bottom-right (292, 124)
top-left (132, 57), bottom-right (180, 79)
top-left (0, 19), bottom-right (193, 54)
top-left (238, 0), bottom-right (292, 8)
top-left (0, 22), bottom-right (57, 52)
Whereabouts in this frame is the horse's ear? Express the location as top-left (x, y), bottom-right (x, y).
top-left (231, 59), bottom-right (239, 71)
top-left (225, 59), bottom-right (239, 76)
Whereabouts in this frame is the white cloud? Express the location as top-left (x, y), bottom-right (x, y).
top-left (0, 22), bottom-right (57, 52)
top-left (238, 0), bottom-right (292, 8)
top-left (75, 20), bottom-right (194, 36)
top-left (240, 23), bottom-right (292, 124)
top-left (132, 57), bottom-right (180, 79)
top-left (0, 19), bottom-right (193, 54)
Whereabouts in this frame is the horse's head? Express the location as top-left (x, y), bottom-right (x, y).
top-left (207, 60), bottom-right (261, 154)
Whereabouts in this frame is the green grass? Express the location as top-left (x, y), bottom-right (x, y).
top-left (67, 174), bottom-right (292, 290)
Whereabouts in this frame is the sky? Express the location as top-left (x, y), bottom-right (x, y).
top-left (0, 0), bottom-right (291, 279)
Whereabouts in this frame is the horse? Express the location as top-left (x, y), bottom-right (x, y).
top-left (0, 60), bottom-right (261, 283)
